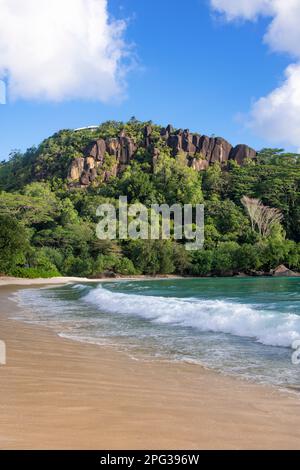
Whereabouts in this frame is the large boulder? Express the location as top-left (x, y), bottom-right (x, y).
top-left (105, 132), bottom-right (137, 164)
top-left (196, 136), bottom-right (232, 164)
top-left (272, 265), bottom-right (300, 277)
top-left (119, 133), bottom-right (137, 165)
top-left (166, 124), bottom-right (174, 134)
top-left (89, 168), bottom-right (97, 182)
top-left (85, 157), bottom-right (95, 170)
top-left (68, 158), bottom-right (85, 181)
top-left (167, 134), bottom-right (183, 156)
top-left (182, 130), bottom-right (197, 154)
top-left (106, 138), bottom-right (120, 157)
top-left (190, 157), bottom-right (209, 171)
top-left (229, 144), bottom-right (257, 165)
top-left (210, 137), bottom-right (232, 164)
top-left (192, 134), bottom-right (201, 149)
top-left (161, 124), bottom-right (174, 138)
top-left (160, 127), bottom-right (169, 140)
top-left (84, 139), bottom-right (106, 162)
top-left (198, 135), bottom-right (214, 161)
top-left (80, 170), bottom-right (90, 186)
top-left (144, 125), bottom-right (152, 147)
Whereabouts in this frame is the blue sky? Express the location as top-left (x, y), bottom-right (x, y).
top-left (0, 0), bottom-right (296, 160)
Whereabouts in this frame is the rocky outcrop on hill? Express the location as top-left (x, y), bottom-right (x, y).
top-left (68, 157), bottom-right (84, 181)
top-left (68, 124), bottom-right (257, 186)
top-left (229, 144), bottom-right (257, 165)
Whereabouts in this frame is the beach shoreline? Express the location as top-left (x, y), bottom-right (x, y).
top-left (0, 275), bottom-right (183, 288)
top-left (1, 284), bottom-right (300, 449)
top-left (1, 270), bottom-right (299, 290)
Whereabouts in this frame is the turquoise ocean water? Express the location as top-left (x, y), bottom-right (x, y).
top-left (13, 278), bottom-right (300, 389)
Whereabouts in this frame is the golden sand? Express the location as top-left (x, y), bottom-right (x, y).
top-left (1, 284), bottom-right (300, 450)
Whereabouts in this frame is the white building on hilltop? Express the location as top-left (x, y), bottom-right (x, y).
top-left (74, 126), bottom-right (99, 132)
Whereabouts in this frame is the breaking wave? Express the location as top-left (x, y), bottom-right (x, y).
top-left (83, 285), bottom-right (300, 348)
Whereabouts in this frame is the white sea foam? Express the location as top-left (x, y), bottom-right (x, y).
top-left (84, 286), bottom-right (300, 348)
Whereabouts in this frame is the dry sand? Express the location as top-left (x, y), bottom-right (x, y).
top-left (1, 282), bottom-right (300, 450)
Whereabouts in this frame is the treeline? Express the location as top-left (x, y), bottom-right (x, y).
top-left (0, 120), bottom-right (300, 278)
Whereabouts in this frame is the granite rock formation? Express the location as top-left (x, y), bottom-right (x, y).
top-left (68, 157), bottom-right (84, 181)
top-left (229, 144), bottom-right (257, 165)
top-left (68, 125), bottom-right (257, 186)
top-left (272, 265), bottom-right (300, 277)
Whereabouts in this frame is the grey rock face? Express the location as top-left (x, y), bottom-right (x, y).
top-left (182, 130), bottom-right (197, 154)
top-left (192, 134), bottom-right (201, 149)
top-left (167, 134), bottom-right (182, 155)
top-left (106, 138), bottom-right (120, 157)
top-left (67, 123), bottom-right (257, 186)
top-left (190, 157), bottom-right (209, 171)
top-left (80, 170), bottom-right (90, 186)
top-left (229, 144), bottom-right (257, 165)
top-left (209, 138), bottom-right (233, 164)
top-left (144, 125), bottom-right (152, 147)
top-left (84, 139), bottom-right (106, 162)
top-left (119, 134), bottom-right (137, 165)
top-left (68, 158), bottom-right (85, 181)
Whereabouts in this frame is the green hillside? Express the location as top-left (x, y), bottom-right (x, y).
top-left (1, 119), bottom-right (300, 278)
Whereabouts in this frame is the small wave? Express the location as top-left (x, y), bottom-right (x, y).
top-left (71, 284), bottom-right (89, 290)
top-left (83, 286), bottom-right (300, 348)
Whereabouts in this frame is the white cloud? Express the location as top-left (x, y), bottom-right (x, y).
top-left (250, 64), bottom-right (300, 148)
top-left (211, 0), bottom-right (300, 150)
top-left (264, 0), bottom-right (300, 58)
top-left (0, 0), bottom-right (129, 102)
top-left (211, 0), bottom-right (273, 21)
top-left (0, 80), bottom-right (6, 104)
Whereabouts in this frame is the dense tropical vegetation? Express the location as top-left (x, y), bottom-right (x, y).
top-left (1, 120), bottom-right (300, 278)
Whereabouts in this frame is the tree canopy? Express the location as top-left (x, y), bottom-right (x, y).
top-left (1, 121), bottom-right (300, 278)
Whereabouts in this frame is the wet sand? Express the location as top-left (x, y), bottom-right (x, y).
top-left (1, 284), bottom-right (300, 450)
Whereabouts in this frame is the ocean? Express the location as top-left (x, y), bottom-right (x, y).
top-left (12, 278), bottom-right (300, 389)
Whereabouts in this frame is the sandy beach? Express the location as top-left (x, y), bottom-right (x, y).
top-left (1, 281), bottom-right (300, 450)
top-left (0, 275), bottom-right (182, 287)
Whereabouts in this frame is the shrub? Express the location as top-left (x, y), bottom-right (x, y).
top-left (10, 267), bottom-right (59, 279)
top-left (191, 250), bottom-right (213, 276)
top-left (115, 257), bottom-right (137, 276)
